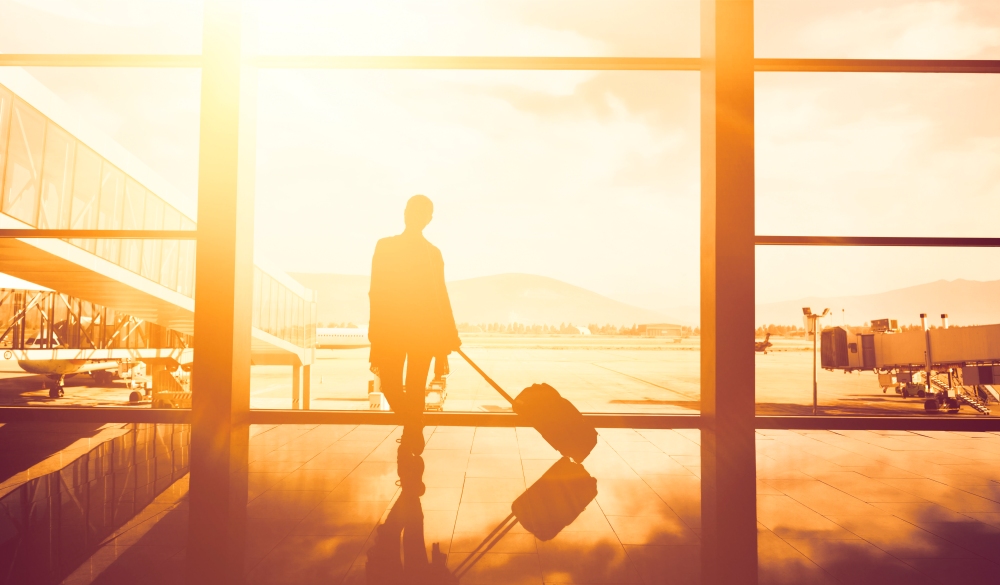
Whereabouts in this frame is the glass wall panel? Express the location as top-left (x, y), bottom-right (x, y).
top-left (0, 1), bottom-right (203, 54)
top-left (2, 100), bottom-right (46, 226)
top-left (254, 69), bottom-right (699, 410)
top-left (256, 0), bottom-right (699, 58)
top-left (121, 179), bottom-right (147, 274)
top-left (0, 87), bottom-right (11, 193)
top-left (756, 0), bottom-right (1000, 59)
top-left (268, 278), bottom-right (278, 337)
top-left (38, 124), bottom-right (76, 230)
top-left (277, 285), bottom-right (286, 340)
top-left (260, 276), bottom-right (272, 334)
top-left (178, 217), bottom-right (196, 296)
top-left (96, 162), bottom-right (125, 263)
top-left (160, 205), bottom-right (181, 290)
top-left (755, 246), bottom-right (1000, 417)
top-left (756, 72), bottom-right (1000, 238)
top-left (140, 194), bottom-right (164, 282)
top-left (252, 268), bottom-right (262, 329)
top-left (69, 145), bottom-right (102, 252)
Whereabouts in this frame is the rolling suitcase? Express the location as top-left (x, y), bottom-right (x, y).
top-left (457, 349), bottom-right (598, 462)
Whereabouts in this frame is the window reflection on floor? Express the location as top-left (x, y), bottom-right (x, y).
top-left (9, 425), bottom-right (999, 584)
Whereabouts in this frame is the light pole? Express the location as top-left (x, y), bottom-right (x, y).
top-left (803, 307), bottom-right (830, 415)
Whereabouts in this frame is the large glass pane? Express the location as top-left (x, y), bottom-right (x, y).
top-left (177, 216), bottom-right (196, 296)
top-left (0, 87), bottom-right (11, 192)
top-left (0, 1), bottom-right (203, 54)
top-left (277, 285), bottom-right (286, 341)
top-left (96, 162), bottom-right (125, 263)
top-left (140, 195), bottom-right (164, 282)
top-left (268, 278), bottom-right (278, 337)
top-left (756, 245), bottom-right (1000, 416)
top-left (121, 179), bottom-right (147, 274)
top-left (756, 72), bottom-right (1000, 238)
top-left (69, 145), bottom-right (102, 252)
top-left (756, 0), bottom-right (1000, 59)
top-left (255, 69), bottom-right (699, 411)
top-left (2, 100), bottom-right (45, 226)
top-left (252, 268), bottom-right (262, 328)
top-left (18, 68), bottom-right (202, 201)
top-left (160, 204), bottom-right (181, 290)
top-left (256, 0), bottom-right (699, 57)
top-left (260, 276), bottom-right (272, 334)
top-left (38, 124), bottom-right (75, 230)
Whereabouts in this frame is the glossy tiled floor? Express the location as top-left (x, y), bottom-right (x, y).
top-left (48, 425), bottom-right (1000, 584)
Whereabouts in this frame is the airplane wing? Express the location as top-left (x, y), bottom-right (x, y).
top-left (73, 361), bottom-right (120, 373)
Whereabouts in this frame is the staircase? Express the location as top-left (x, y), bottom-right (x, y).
top-left (930, 375), bottom-right (990, 415)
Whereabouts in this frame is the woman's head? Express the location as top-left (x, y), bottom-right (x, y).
top-left (404, 194), bottom-right (434, 231)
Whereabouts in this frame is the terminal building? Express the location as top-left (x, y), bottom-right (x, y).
top-left (2, 3), bottom-right (1000, 585)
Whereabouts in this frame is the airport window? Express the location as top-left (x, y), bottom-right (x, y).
top-left (38, 123), bottom-right (76, 230)
top-left (96, 162), bottom-right (126, 263)
top-left (69, 144), bottom-right (102, 253)
top-left (0, 86), bottom-right (10, 176)
top-left (3, 5), bottom-right (1000, 585)
top-left (160, 204), bottom-right (182, 290)
top-left (140, 191), bottom-right (164, 282)
top-left (179, 217), bottom-right (197, 296)
top-left (1, 99), bottom-right (45, 226)
top-left (121, 178), bottom-right (147, 273)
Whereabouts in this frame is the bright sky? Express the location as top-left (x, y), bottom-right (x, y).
top-left (2, 1), bottom-right (999, 315)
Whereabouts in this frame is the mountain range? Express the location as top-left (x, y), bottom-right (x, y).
top-left (289, 272), bottom-right (679, 327)
top-left (755, 279), bottom-right (1000, 327)
top-left (289, 273), bottom-right (1000, 329)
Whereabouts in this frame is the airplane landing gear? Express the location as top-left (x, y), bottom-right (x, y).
top-left (48, 376), bottom-right (66, 399)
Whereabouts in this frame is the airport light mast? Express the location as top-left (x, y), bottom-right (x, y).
top-left (803, 307), bottom-right (830, 415)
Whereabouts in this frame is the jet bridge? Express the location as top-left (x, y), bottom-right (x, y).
top-left (821, 315), bottom-right (1000, 414)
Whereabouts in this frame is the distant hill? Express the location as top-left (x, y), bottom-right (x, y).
top-left (289, 272), bottom-right (677, 327)
top-left (756, 279), bottom-right (1000, 327)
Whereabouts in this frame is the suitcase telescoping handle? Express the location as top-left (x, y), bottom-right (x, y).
top-left (456, 349), bottom-right (515, 405)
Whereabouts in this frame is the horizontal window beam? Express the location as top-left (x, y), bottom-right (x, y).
top-left (3, 407), bottom-right (1000, 432)
top-left (0, 54), bottom-right (202, 67)
top-left (244, 411), bottom-right (702, 428)
top-left (756, 236), bottom-right (1000, 247)
top-left (6, 55), bottom-right (997, 74)
top-left (756, 416), bottom-right (1000, 432)
top-left (253, 56), bottom-right (701, 70)
top-left (0, 407), bottom-right (191, 424)
top-left (0, 229), bottom-right (198, 239)
top-left (757, 58), bottom-right (1000, 74)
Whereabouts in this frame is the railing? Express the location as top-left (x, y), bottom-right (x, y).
top-left (0, 289), bottom-right (190, 351)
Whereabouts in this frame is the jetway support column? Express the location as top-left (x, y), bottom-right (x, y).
top-left (303, 365), bottom-right (311, 410)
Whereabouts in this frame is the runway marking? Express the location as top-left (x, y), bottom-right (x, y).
top-left (590, 363), bottom-right (698, 400)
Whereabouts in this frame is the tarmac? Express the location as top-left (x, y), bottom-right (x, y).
top-left (1, 335), bottom-right (995, 416)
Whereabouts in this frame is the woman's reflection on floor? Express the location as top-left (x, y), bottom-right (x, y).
top-left (366, 424), bottom-right (598, 584)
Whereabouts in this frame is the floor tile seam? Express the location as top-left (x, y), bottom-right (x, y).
top-left (636, 473), bottom-right (700, 533)
top-left (877, 475), bottom-right (1000, 508)
top-left (898, 518), bottom-right (1000, 561)
top-left (824, 511), bottom-right (992, 561)
top-left (896, 552), bottom-right (1000, 577)
top-left (805, 475), bottom-right (933, 506)
top-left (770, 536), bottom-right (849, 585)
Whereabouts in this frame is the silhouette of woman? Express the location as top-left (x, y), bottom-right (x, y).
top-left (368, 195), bottom-right (461, 450)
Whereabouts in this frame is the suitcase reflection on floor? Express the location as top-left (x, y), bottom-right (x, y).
top-left (365, 429), bottom-right (598, 584)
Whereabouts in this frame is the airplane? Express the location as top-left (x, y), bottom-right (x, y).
top-left (316, 327), bottom-right (370, 349)
top-left (754, 332), bottom-right (772, 354)
top-left (13, 334), bottom-right (145, 398)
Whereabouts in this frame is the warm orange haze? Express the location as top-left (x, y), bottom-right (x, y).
top-left (2, 1), bottom-right (1000, 585)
